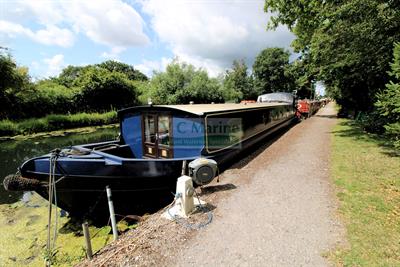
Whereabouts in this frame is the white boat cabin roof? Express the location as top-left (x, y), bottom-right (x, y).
top-left (157, 102), bottom-right (286, 116)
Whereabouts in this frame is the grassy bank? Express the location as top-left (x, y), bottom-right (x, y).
top-left (0, 111), bottom-right (117, 137)
top-left (330, 120), bottom-right (400, 265)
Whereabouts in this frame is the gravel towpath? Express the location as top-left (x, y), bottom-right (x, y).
top-left (174, 102), bottom-right (344, 266)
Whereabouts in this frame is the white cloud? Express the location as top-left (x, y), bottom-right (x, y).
top-left (135, 57), bottom-right (172, 77)
top-left (101, 47), bottom-right (126, 60)
top-left (0, 20), bottom-right (74, 47)
top-left (141, 0), bottom-right (294, 75)
top-left (0, 0), bottom-right (149, 48)
top-left (64, 0), bottom-right (149, 47)
top-left (43, 54), bottom-right (65, 77)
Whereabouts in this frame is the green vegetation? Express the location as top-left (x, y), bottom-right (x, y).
top-left (331, 120), bottom-right (400, 265)
top-left (252, 47), bottom-right (295, 95)
top-left (373, 43), bottom-right (400, 149)
top-left (264, 0), bottom-right (400, 148)
top-left (143, 60), bottom-right (225, 104)
top-left (0, 52), bottom-right (143, 122)
top-left (0, 194), bottom-right (110, 266)
top-left (0, 193), bottom-right (136, 266)
top-left (223, 60), bottom-right (255, 101)
top-left (1, 49), bottom-right (309, 137)
top-left (265, 0), bottom-right (400, 113)
top-left (0, 111), bottom-right (117, 136)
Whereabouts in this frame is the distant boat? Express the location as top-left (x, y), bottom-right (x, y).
top-left (4, 93), bottom-right (297, 218)
top-left (296, 99), bottom-right (324, 119)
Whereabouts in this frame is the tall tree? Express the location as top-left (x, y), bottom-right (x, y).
top-left (0, 52), bottom-right (32, 119)
top-left (223, 60), bottom-right (256, 101)
top-left (287, 57), bottom-right (315, 99)
top-left (265, 0), bottom-right (400, 112)
top-left (76, 67), bottom-right (138, 112)
top-left (252, 48), bottom-right (294, 94)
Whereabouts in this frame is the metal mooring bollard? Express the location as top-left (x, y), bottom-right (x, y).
top-left (106, 186), bottom-right (118, 241)
top-left (181, 160), bottom-right (187, 176)
top-left (82, 222), bottom-right (93, 259)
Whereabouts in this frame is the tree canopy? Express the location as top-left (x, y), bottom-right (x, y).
top-left (265, 0), bottom-right (400, 112)
top-left (0, 51), bottom-right (33, 118)
top-left (146, 60), bottom-right (224, 104)
top-left (252, 47), bottom-right (295, 94)
top-left (57, 60), bottom-right (147, 88)
top-left (97, 60), bottom-right (148, 81)
top-left (76, 67), bottom-right (138, 112)
top-left (0, 55), bottom-right (145, 119)
top-left (223, 60), bottom-right (255, 101)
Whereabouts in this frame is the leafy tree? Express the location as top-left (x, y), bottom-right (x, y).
top-left (265, 0), bottom-right (400, 112)
top-left (58, 61), bottom-right (147, 88)
top-left (223, 60), bottom-right (256, 101)
top-left (56, 65), bottom-right (88, 88)
top-left (148, 60), bottom-right (224, 104)
top-left (287, 58), bottom-right (315, 99)
top-left (0, 52), bottom-right (33, 119)
top-left (252, 48), bottom-right (295, 94)
top-left (76, 68), bottom-right (138, 112)
top-left (97, 60), bottom-right (148, 81)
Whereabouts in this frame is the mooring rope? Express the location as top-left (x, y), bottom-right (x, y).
top-left (46, 150), bottom-right (60, 266)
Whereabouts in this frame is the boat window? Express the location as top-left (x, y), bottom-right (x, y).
top-left (206, 107), bottom-right (291, 152)
top-left (206, 117), bottom-right (242, 151)
top-left (158, 115), bottom-right (170, 146)
top-left (144, 115), bottom-right (156, 143)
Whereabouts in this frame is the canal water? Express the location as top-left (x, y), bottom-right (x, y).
top-left (0, 126), bottom-right (119, 204)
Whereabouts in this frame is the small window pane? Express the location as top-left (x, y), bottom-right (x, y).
top-left (144, 115), bottom-right (156, 143)
top-left (158, 115), bottom-right (170, 146)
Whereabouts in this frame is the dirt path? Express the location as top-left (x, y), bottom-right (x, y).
top-left (173, 102), bottom-right (344, 266)
top-left (81, 103), bottom-right (344, 267)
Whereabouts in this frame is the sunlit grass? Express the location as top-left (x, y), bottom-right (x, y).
top-left (330, 119), bottom-right (400, 266)
top-left (0, 111), bottom-right (117, 136)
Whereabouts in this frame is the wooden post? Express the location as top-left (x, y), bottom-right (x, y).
top-left (106, 186), bottom-right (118, 241)
top-left (82, 222), bottom-right (93, 259)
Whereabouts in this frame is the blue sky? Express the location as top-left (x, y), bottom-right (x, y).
top-left (0, 0), bottom-right (295, 80)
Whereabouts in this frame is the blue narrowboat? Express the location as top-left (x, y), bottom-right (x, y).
top-left (4, 93), bottom-right (297, 218)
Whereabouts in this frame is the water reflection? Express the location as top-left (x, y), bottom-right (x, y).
top-left (0, 126), bottom-right (119, 204)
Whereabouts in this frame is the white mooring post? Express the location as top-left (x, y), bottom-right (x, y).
top-left (176, 175), bottom-right (195, 217)
top-left (106, 186), bottom-right (118, 241)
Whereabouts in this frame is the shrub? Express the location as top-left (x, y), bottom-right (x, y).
top-left (373, 42), bottom-right (400, 148)
top-left (0, 120), bottom-right (18, 136)
top-left (76, 68), bottom-right (138, 112)
top-left (384, 122), bottom-right (400, 148)
top-left (18, 118), bottom-right (49, 134)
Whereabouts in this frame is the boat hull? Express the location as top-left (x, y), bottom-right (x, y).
top-left (18, 157), bottom-right (186, 218)
top-left (7, 114), bottom-right (297, 219)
